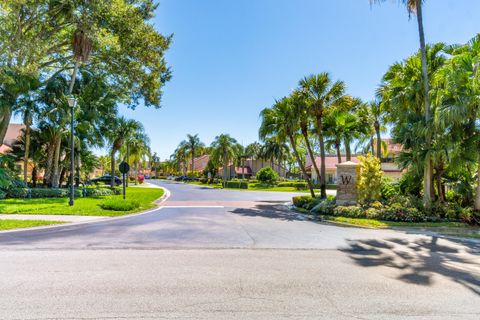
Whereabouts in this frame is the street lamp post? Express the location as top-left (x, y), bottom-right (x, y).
top-left (67, 96), bottom-right (77, 206)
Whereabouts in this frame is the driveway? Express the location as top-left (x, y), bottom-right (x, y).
top-left (0, 180), bottom-right (478, 319)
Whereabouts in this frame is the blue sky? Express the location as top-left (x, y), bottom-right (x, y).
top-left (113, 1), bottom-right (479, 159)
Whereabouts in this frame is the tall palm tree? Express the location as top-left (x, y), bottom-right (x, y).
top-left (184, 134), bottom-right (205, 174)
top-left (106, 117), bottom-right (143, 187)
top-left (14, 93), bottom-right (38, 183)
top-left (434, 35), bottom-right (480, 211)
top-left (291, 91), bottom-right (322, 184)
top-left (299, 73), bottom-right (346, 198)
top-left (259, 98), bottom-right (315, 197)
top-left (210, 134), bottom-right (239, 183)
top-left (371, 0), bottom-right (433, 205)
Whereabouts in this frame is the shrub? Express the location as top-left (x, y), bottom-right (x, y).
top-left (381, 177), bottom-right (399, 201)
top-left (256, 167), bottom-right (278, 185)
top-left (357, 154), bottom-right (383, 204)
top-left (7, 188), bottom-right (29, 198)
top-left (224, 180), bottom-right (248, 189)
top-left (277, 181), bottom-right (308, 190)
top-left (292, 195), bottom-right (313, 208)
top-left (310, 198), bottom-right (335, 215)
top-left (99, 198), bottom-right (140, 211)
top-left (30, 188), bottom-right (67, 198)
top-left (137, 175), bottom-right (145, 184)
top-left (333, 206), bottom-right (364, 218)
top-left (84, 188), bottom-right (114, 197)
top-left (0, 190), bottom-right (6, 199)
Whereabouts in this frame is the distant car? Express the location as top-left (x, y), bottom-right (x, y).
top-left (144, 175), bottom-right (151, 179)
top-left (88, 175), bottom-right (122, 186)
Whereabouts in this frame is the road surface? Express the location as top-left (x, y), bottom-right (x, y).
top-left (0, 180), bottom-right (478, 319)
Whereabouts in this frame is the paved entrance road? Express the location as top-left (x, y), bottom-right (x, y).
top-left (0, 180), bottom-right (479, 319)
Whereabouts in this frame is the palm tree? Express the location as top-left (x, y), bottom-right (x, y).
top-left (371, 0), bottom-right (433, 205)
top-left (210, 134), bottom-right (239, 183)
top-left (98, 155), bottom-right (111, 176)
top-left (184, 134), bottom-right (205, 174)
top-left (106, 117), bottom-right (144, 187)
top-left (434, 35), bottom-right (480, 211)
top-left (173, 141), bottom-right (189, 175)
top-left (122, 130), bottom-right (150, 184)
top-left (291, 91), bottom-right (322, 184)
top-left (259, 98), bottom-right (315, 197)
top-left (245, 142), bottom-right (263, 169)
top-left (299, 73), bottom-right (346, 198)
top-left (14, 93), bottom-right (38, 183)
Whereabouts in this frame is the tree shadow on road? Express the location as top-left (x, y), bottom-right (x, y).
top-left (229, 202), bottom-right (303, 221)
top-left (341, 236), bottom-right (480, 296)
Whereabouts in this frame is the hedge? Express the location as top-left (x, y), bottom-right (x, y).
top-left (5, 187), bottom-right (121, 199)
top-left (277, 182), bottom-right (308, 190)
top-left (224, 181), bottom-right (248, 189)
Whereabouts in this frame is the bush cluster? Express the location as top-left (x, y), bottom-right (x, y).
top-left (4, 187), bottom-right (121, 199)
top-left (224, 180), bottom-right (248, 189)
top-left (99, 198), bottom-right (140, 211)
top-left (277, 181), bottom-right (308, 190)
top-left (256, 167), bottom-right (278, 185)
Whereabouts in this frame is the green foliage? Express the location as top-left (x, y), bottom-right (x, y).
top-left (99, 198), bottom-right (140, 211)
top-left (224, 180), bottom-right (248, 189)
top-left (310, 198), bottom-right (336, 215)
top-left (256, 167), bottom-right (278, 185)
top-left (7, 188), bottom-right (29, 199)
top-left (292, 195), bottom-right (313, 208)
top-left (277, 181), bottom-right (307, 190)
top-left (0, 190), bottom-right (6, 199)
top-left (381, 177), bottom-right (399, 200)
top-left (84, 188), bottom-right (115, 197)
top-left (357, 154), bottom-right (383, 204)
top-left (30, 188), bottom-right (67, 198)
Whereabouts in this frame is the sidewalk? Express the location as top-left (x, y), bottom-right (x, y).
top-left (0, 214), bottom-right (107, 222)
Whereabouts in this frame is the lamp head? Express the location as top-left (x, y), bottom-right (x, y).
top-left (67, 96), bottom-right (77, 108)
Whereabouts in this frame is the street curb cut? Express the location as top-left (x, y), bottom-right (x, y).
top-left (0, 186), bottom-right (171, 235)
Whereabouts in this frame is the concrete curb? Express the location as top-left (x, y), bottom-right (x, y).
top-left (0, 186), bottom-right (171, 235)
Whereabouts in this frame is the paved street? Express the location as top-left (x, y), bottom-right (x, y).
top-left (0, 180), bottom-right (479, 319)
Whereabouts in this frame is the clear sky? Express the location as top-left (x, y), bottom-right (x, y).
top-left (99, 1), bottom-right (480, 159)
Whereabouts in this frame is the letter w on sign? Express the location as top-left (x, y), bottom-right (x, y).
top-left (340, 175), bottom-right (352, 185)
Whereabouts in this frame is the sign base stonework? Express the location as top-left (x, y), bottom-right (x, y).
top-left (336, 161), bottom-right (358, 206)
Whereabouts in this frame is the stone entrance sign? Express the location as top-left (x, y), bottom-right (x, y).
top-left (336, 161), bottom-right (358, 206)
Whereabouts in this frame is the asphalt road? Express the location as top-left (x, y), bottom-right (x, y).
top-left (0, 180), bottom-right (479, 319)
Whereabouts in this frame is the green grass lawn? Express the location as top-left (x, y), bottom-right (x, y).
top-left (0, 187), bottom-right (164, 217)
top-left (321, 216), bottom-right (469, 228)
top-left (0, 219), bottom-right (65, 231)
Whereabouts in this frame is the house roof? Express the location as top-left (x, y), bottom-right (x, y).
top-left (305, 155), bottom-right (403, 172)
top-left (306, 155), bottom-right (359, 170)
top-left (3, 123), bottom-right (24, 146)
top-left (0, 123), bottom-right (25, 154)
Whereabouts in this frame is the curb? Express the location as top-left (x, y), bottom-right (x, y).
top-left (0, 186), bottom-right (171, 235)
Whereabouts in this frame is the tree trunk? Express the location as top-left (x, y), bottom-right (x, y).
top-left (474, 154), bottom-right (480, 212)
top-left (375, 122), bottom-right (382, 160)
top-left (23, 123), bottom-right (31, 184)
top-left (110, 149), bottom-right (116, 187)
top-left (32, 166), bottom-right (37, 188)
top-left (336, 141), bottom-right (342, 164)
top-left (223, 151), bottom-right (228, 185)
top-left (416, 0), bottom-right (434, 206)
top-left (242, 158), bottom-right (245, 180)
top-left (51, 134), bottom-right (62, 188)
top-left (315, 116), bottom-right (327, 199)
top-left (345, 137), bottom-right (351, 161)
top-left (289, 135), bottom-right (315, 198)
top-left (301, 127), bottom-right (321, 187)
top-left (191, 149), bottom-right (195, 174)
top-left (0, 107), bottom-right (12, 146)
top-left (44, 141), bottom-right (55, 186)
top-left (370, 135), bottom-right (375, 154)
